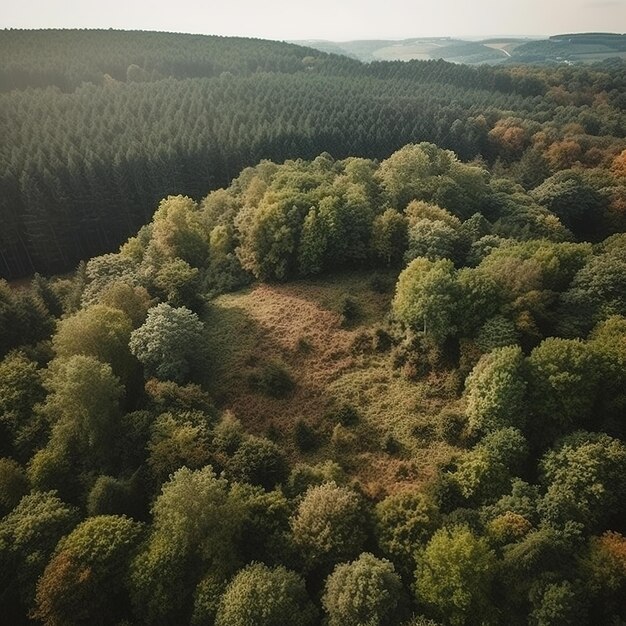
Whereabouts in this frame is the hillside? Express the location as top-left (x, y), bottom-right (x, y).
top-left (295, 37), bottom-right (521, 64)
top-left (297, 32), bottom-right (626, 65)
top-left (514, 32), bottom-right (626, 64)
top-left (0, 29), bottom-right (343, 91)
top-left (2, 29), bottom-right (625, 280)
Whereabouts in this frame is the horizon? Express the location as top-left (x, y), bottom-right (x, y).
top-left (0, 27), bottom-right (623, 43)
top-left (2, 0), bottom-right (624, 41)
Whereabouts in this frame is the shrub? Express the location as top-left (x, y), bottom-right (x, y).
top-left (436, 408), bottom-right (467, 445)
top-left (212, 411), bottom-right (244, 455)
top-left (327, 403), bottom-right (360, 427)
top-left (296, 336), bottom-right (313, 354)
top-left (284, 462), bottom-right (346, 499)
top-left (340, 297), bottom-right (361, 327)
top-left (373, 328), bottom-right (393, 352)
top-left (330, 424), bottom-right (358, 453)
top-left (250, 361), bottom-right (295, 398)
top-left (382, 433), bottom-right (401, 455)
top-left (228, 437), bottom-right (288, 490)
top-left (294, 419), bottom-right (319, 452)
top-left (370, 273), bottom-right (394, 293)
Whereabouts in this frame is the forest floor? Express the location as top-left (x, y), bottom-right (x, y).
top-left (202, 270), bottom-right (460, 498)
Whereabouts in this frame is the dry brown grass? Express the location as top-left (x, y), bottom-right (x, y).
top-left (202, 270), bottom-right (459, 498)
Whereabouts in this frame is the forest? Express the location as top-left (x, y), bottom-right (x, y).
top-left (0, 29), bottom-right (625, 277)
top-left (1, 27), bottom-right (626, 626)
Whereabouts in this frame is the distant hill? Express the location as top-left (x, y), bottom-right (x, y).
top-left (294, 33), bottom-right (626, 65)
top-left (0, 29), bottom-right (350, 92)
top-left (513, 32), bottom-right (626, 64)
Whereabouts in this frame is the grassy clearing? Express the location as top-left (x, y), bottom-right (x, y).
top-left (202, 270), bottom-right (459, 497)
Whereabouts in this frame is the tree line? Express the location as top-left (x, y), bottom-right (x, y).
top-left (0, 30), bottom-right (624, 278)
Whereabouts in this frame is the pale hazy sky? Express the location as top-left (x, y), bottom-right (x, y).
top-left (1, 0), bottom-right (624, 40)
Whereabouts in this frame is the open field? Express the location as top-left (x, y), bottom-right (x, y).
top-left (202, 270), bottom-right (459, 497)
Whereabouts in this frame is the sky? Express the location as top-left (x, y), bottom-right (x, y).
top-left (1, 0), bottom-right (624, 41)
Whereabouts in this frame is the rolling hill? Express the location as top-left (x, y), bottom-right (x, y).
top-left (295, 32), bottom-right (626, 65)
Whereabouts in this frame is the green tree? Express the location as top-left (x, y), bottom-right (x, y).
top-left (392, 258), bottom-right (459, 343)
top-left (235, 194), bottom-right (307, 281)
top-left (149, 195), bottom-right (209, 267)
top-left (0, 457), bottom-right (28, 515)
top-left (298, 207), bottom-right (328, 275)
top-left (0, 280), bottom-right (54, 357)
top-left (372, 209), bottom-right (408, 266)
top-left (147, 412), bottom-right (211, 484)
top-left (0, 491), bottom-right (78, 607)
top-left (527, 338), bottom-right (601, 438)
top-left (531, 170), bottom-right (606, 239)
top-left (377, 143), bottom-right (456, 210)
top-left (529, 579), bottom-right (588, 626)
top-left (318, 188), bottom-right (375, 266)
top-left (81, 254), bottom-right (140, 306)
top-left (129, 535), bottom-right (189, 624)
top-left (291, 482), bottom-right (368, 570)
top-left (33, 515), bottom-right (143, 626)
top-left (215, 563), bottom-right (317, 626)
top-left (405, 201), bottom-right (461, 229)
top-left (35, 355), bottom-right (123, 475)
top-left (129, 303), bottom-right (205, 383)
top-left (227, 436), bottom-right (288, 490)
top-left (589, 315), bottom-right (626, 430)
top-left (86, 474), bottom-right (141, 518)
top-left (0, 351), bottom-right (45, 459)
top-left (323, 553), bottom-right (406, 626)
top-left (95, 281), bottom-right (152, 328)
top-left (464, 345), bottom-right (527, 435)
top-left (455, 268), bottom-right (501, 336)
top-left (53, 304), bottom-right (135, 381)
top-left (153, 258), bottom-right (201, 308)
top-left (476, 316), bottom-right (519, 353)
top-left (130, 466), bottom-right (244, 623)
top-left (375, 491), bottom-right (439, 576)
top-left (151, 466), bottom-right (243, 569)
top-left (560, 245), bottom-right (626, 335)
top-left (453, 428), bottom-right (528, 504)
top-left (191, 573), bottom-right (226, 626)
top-left (405, 219), bottom-right (464, 265)
top-left (414, 525), bottom-right (497, 626)
top-left (538, 431), bottom-right (626, 531)
top-left (231, 482), bottom-right (293, 565)
top-left (480, 478), bottom-right (539, 527)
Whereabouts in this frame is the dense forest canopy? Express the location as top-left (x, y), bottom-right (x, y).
top-left (1, 28), bottom-right (626, 626)
top-left (0, 29), bottom-right (625, 278)
top-left (1, 132), bottom-right (626, 624)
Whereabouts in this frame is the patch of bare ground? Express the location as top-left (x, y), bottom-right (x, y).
top-left (202, 271), bottom-right (459, 497)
